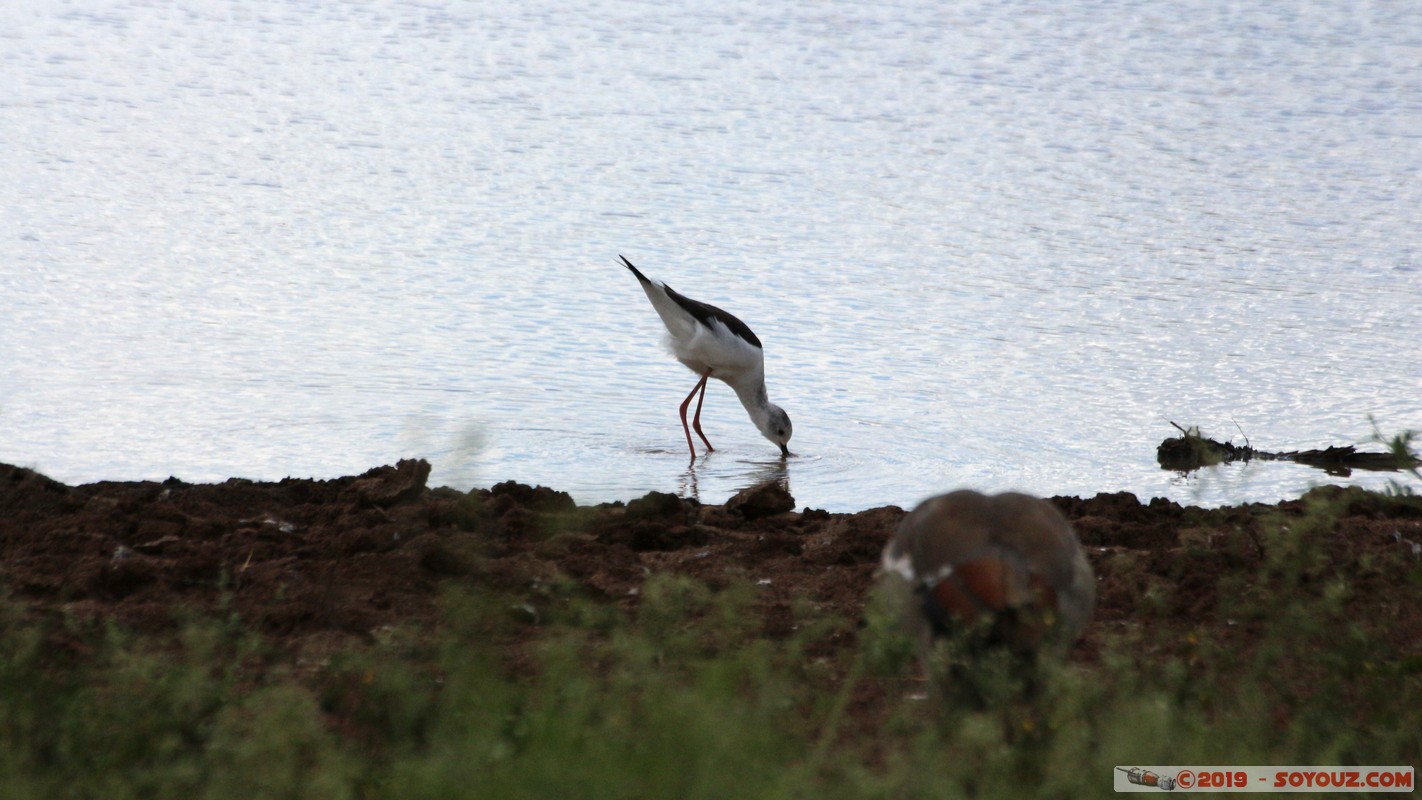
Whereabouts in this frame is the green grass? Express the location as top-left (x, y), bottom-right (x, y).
top-left (3, 489), bottom-right (1421, 798)
top-left (1371, 414), bottom-right (1422, 494)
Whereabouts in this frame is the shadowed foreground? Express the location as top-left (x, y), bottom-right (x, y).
top-left (2, 460), bottom-right (1419, 797)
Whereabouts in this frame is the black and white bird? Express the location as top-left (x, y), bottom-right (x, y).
top-left (621, 255), bottom-right (792, 460)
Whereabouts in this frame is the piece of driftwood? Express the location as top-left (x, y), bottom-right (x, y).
top-left (1156, 422), bottom-right (1421, 476)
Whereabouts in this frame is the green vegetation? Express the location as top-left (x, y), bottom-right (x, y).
top-left (1371, 415), bottom-right (1422, 494)
top-left (3, 486), bottom-right (1421, 798)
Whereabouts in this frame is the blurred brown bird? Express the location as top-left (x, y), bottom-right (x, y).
top-left (878, 489), bottom-right (1096, 662)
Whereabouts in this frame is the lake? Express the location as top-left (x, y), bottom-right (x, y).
top-left (4, 0), bottom-right (1419, 511)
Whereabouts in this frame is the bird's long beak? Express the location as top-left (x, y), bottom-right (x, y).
top-left (779, 443), bottom-right (791, 458)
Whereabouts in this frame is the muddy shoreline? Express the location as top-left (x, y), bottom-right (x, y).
top-left (6, 459), bottom-right (1420, 669)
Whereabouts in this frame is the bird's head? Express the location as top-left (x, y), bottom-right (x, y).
top-left (762, 405), bottom-right (793, 457)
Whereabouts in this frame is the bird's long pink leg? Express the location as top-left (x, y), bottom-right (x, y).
top-left (679, 371), bottom-right (712, 459)
top-left (690, 371), bottom-right (714, 452)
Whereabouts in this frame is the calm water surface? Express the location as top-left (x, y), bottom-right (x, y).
top-left (4, 0), bottom-right (1420, 511)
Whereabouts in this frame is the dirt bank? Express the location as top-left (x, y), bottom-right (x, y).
top-left (4, 458), bottom-right (1420, 702)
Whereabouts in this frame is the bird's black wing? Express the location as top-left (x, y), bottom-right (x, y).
top-left (661, 284), bottom-right (763, 350)
top-left (621, 255), bottom-right (763, 349)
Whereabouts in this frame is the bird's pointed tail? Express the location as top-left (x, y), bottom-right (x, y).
top-left (620, 255), bottom-right (653, 285)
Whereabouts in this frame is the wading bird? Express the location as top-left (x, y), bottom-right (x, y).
top-left (621, 255), bottom-right (792, 460)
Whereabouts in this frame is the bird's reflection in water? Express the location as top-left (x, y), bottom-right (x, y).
top-left (738, 456), bottom-right (791, 497)
top-left (677, 454), bottom-right (792, 507)
top-left (677, 463), bottom-right (701, 504)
